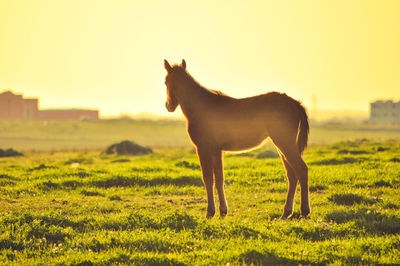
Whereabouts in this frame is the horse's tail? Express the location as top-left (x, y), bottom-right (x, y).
top-left (296, 101), bottom-right (309, 154)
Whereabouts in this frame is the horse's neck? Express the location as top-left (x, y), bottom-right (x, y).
top-left (177, 77), bottom-right (211, 120)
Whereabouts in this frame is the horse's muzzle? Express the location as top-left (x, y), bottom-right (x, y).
top-left (165, 102), bottom-right (174, 112)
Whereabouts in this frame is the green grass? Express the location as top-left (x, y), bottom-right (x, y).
top-left (0, 120), bottom-right (190, 151)
top-left (0, 140), bottom-right (399, 265)
top-left (1, 120), bottom-right (400, 152)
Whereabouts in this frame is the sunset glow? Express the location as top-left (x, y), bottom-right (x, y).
top-left (1, 0), bottom-right (399, 117)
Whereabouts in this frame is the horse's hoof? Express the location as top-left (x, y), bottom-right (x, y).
top-left (300, 213), bottom-right (310, 219)
top-left (301, 208), bottom-right (310, 219)
top-left (219, 210), bottom-right (228, 218)
top-left (280, 211), bottom-right (293, 220)
top-left (206, 213), bottom-right (214, 219)
top-left (279, 215), bottom-right (291, 220)
top-left (206, 210), bottom-right (215, 219)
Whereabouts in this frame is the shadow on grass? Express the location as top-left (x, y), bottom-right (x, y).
top-left (228, 225), bottom-right (266, 239)
top-left (0, 239), bottom-right (25, 251)
top-left (369, 180), bottom-right (392, 188)
top-left (24, 223), bottom-right (71, 243)
top-left (37, 175), bottom-right (203, 192)
top-left (76, 255), bottom-right (186, 266)
top-left (175, 160), bottom-right (200, 170)
top-left (0, 174), bottom-right (20, 181)
top-left (288, 222), bottom-right (359, 241)
top-left (238, 249), bottom-right (301, 265)
top-left (328, 193), bottom-right (380, 206)
top-left (1, 212), bottom-right (94, 233)
top-left (309, 184), bottom-right (327, 192)
top-left (64, 157), bottom-right (94, 165)
top-left (325, 209), bottom-right (400, 235)
top-left (336, 149), bottom-right (371, 155)
top-left (80, 189), bottom-right (104, 197)
top-left (0, 180), bottom-right (16, 186)
top-left (62, 180), bottom-right (83, 189)
top-left (27, 164), bottom-right (58, 171)
top-left (67, 172), bottom-right (92, 178)
top-left (132, 256), bottom-right (186, 266)
top-left (111, 158), bottom-right (131, 163)
top-left (132, 167), bottom-right (163, 173)
top-left (310, 157), bottom-right (360, 165)
top-left (91, 175), bottom-right (203, 188)
top-left (81, 236), bottom-right (185, 254)
top-left (37, 180), bottom-right (61, 191)
top-left (100, 211), bottom-right (199, 233)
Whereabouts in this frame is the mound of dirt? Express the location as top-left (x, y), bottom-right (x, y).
top-left (0, 148), bottom-right (23, 157)
top-left (105, 140), bottom-right (152, 155)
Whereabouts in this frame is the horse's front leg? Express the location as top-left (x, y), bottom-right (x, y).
top-left (212, 150), bottom-right (228, 217)
top-left (197, 148), bottom-right (215, 218)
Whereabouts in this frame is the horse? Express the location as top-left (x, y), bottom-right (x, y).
top-left (163, 59), bottom-right (310, 219)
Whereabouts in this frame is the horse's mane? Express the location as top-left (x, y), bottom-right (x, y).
top-left (174, 66), bottom-right (230, 98)
top-left (209, 89), bottom-right (228, 96)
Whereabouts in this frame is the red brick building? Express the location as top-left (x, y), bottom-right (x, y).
top-left (0, 91), bottom-right (39, 120)
top-left (0, 90), bottom-right (99, 120)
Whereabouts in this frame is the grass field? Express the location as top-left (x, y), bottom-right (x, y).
top-left (1, 120), bottom-right (400, 151)
top-left (0, 140), bottom-right (399, 265)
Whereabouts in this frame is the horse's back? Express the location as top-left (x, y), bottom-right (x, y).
top-left (207, 91), bottom-right (300, 122)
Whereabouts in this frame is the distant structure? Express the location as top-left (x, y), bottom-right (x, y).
top-left (39, 109), bottom-right (99, 120)
top-left (370, 100), bottom-right (400, 125)
top-left (0, 90), bottom-right (99, 120)
top-left (0, 91), bottom-right (39, 120)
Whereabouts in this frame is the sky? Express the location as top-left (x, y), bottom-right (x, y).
top-left (0, 0), bottom-right (399, 117)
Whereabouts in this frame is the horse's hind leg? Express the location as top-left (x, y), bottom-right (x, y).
top-left (272, 137), bottom-right (310, 218)
top-left (197, 147), bottom-right (216, 218)
top-left (282, 149), bottom-right (310, 218)
top-left (212, 150), bottom-right (228, 217)
top-left (279, 152), bottom-right (298, 219)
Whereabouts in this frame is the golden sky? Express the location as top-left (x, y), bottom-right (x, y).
top-left (0, 0), bottom-right (399, 116)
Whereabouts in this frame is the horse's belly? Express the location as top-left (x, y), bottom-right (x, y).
top-left (219, 126), bottom-right (268, 151)
top-left (188, 115), bottom-right (268, 151)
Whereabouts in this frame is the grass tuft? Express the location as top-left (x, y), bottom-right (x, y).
top-left (159, 211), bottom-right (198, 231)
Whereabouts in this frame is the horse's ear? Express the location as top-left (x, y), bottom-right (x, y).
top-left (181, 59), bottom-right (186, 70)
top-left (164, 59), bottom-right (172, 72)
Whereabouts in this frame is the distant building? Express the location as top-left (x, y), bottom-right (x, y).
top-left (39, 109), bottom-right (99, 120)
top-left (0, 90), bottom-right (99, 120)
top-left (0, 91), bottom-right (39, 120)
top-left (370, 100), bottom-right (400, 125)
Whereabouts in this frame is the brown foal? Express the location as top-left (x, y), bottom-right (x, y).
top-left (163, 59), bottom-right (310, 219)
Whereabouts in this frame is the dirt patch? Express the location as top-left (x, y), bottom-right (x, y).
top-left (0, 148), bottom-right (22, 157)
top-left (105, 140), bottom-right (152, 155)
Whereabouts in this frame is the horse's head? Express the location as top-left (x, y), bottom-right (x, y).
top-left (164, 59), bottom-right (186, 112)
